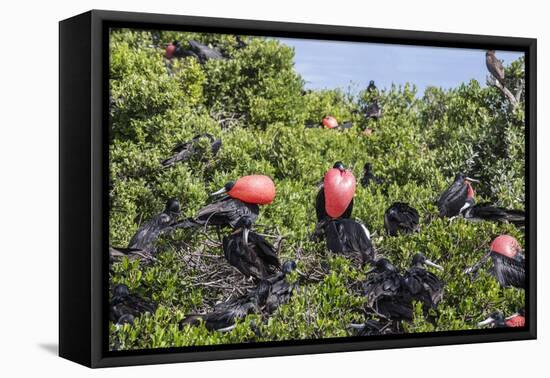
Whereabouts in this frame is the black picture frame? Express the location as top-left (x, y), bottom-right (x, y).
top-left (59, 9), bottom-right (537, 368)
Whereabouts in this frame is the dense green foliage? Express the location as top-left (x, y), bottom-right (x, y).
top-left (108, 29), bottom-right (525, 350)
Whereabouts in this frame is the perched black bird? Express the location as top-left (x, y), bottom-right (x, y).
top-left (165, 40), bottom-right (199, 60)
top-left (223, 218), bottom-right (280, 280)
top-left (315, 162), bottom-right (354, 222)
top-left (322, 218), bottom-right (375, 264)
top-left (367, 80), bottom-right (378, 95)
top-left (486, 50), bottom-right (505, 85)
top-left (437, 173), bottom-right (479, 218)
top-left (363, 255), bottom-right (443, 321)
top-left (109, 284), bottom-right (157, 325)
top-left (188, 40), bottom-right (224, 63)
top-left (109, 246), bottom-right (155, 263)
top-left (263, 260), bottom-right (300, 314)
top-left (384, 202), bottom-right (420, 236)
top-left (363, 258), bottom-right (412, 320)
top-left (403, 253), bottom-right (444, 313)
top-left (125, 198), bottom-right (180, 254)
top-left (364, 100), bottom-right (382, 120)
top-left (180, 261), bottom-right (299, 331)
top-left (161, 133), bottom-right (221, 167)
top-left (174, 195), bottom-right (259, 230)
top-left (464, 235), bottom-right (525, 289)
top-left (235, 35), bottom-right (247, 50)
top-left (348, 319), bottom-right (392, 336)
top-left (478, 309), bottom-right (525, 328)
top-left (360, 163), bottom-right (382, 188)
top-left (180, 280), bottom-right (271, 332)
top-left (461, 202), bottom-right (525, 226)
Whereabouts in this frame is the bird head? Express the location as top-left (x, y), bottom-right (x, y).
top-left (235, 216), bottom-right (254, 245)
top-left (364, 162), bottom-right (373, 173)
top-left (164, 198), bottom-right (181, 215)
top-left (486, 50), bottom-right (496, 57)
top-left (478, 312), bottom-right (505, 327)
top-left (367, 258), bottom-right (397, 274)
top-left (112, 284), bottom-right (130, 298)
top-left (411, 253), bottom-right (444, 271)
top-left (490, 235), bottom-right (522, 259)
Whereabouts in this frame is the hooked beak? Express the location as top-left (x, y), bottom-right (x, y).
top-left (295, 269), bottom-right (306, 277)
top-left (478, 317), bottom-right (495, 327)
top-left (465, 177), bottom-right (480, 183)
top-left (348, 323), bottom-right (366, 330)
top-left (243, 228), bottom-right (250, 245)
top-left (425, 259), bottom-right (444, 271)
top-left (210, 187), bottom-right (227, 196)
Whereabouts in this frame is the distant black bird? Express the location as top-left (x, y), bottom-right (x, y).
top-left (437, 173), bottom-right (479, 218)
top-left (364, 100), bottom-right (382, 120)
top-left (235, 35), bottom-right (247, 50)
top-left (367, 80), bottom-right (378, 95)
top-left (223, 218), bottom-right (280, 280)
top-left (109, 284), bottom-right (157, 325)
top-left (188, 40), bottom-right (224, 63)
top-left (322, 218), bottom-right (375, 264)
top-left (478, 309), bottom-right (525, 328)
top-left (384, 202), bottom-right (420, 236)
top-left (360, 162), bottom-right (382, 188)
top-left (161, 133), bottom-right (221, 167)
top-left (124, 198), bottom-right (180, 254)
top-left (486, 50), bottom-right (505, 85)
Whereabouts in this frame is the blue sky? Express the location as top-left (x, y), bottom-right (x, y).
top-left (276, 38), bottom-right (523, 95)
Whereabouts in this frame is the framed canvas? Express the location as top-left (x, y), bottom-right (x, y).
top-left (59, 10), bottom-right (536, 368)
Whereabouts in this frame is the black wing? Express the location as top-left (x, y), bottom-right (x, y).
top-left (403, 267), bottom-right (444, 308)
top-left (491, 253), bottom-right (525, 289)
top-left (324, 219), bottom-right (374, 263)
top-left (195, 196), bottom-right (259, 228)
top-left (437, 180), bottom-right (468, 217)
top-left (222, 231), bottom-right (280, 279)
top-left (363, 271), bottom-right (412, 320)
top-left (384, 202), bottom-right (420, 236)
top-left (128, 212), bottom-right (175, 252)
top-left (465, 203), bottom-right (525, 226)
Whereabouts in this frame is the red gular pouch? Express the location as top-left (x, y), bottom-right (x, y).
top-left (490, 235), bottom-right (522, 259)
top-left (322, 116), bottom-right (339, 129)
top-left (505, 314), bottom-right (525, 328)
top-left (465, 181), bottom-right (475, 199)
top-left (227, 175), bottom-right (276, 205)
top-left (324, 167), bottom-right (356, 218)
top-left (165, 43), bottom-right (176, 59)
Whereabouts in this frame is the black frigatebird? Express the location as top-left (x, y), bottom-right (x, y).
top-left (161, 133), bottom-right (221, 167)
top-left (110, 284), bottom-right (157, 326)
top-left (486, 50), bottom-right (505, 85)
top-left (384, 202), bottom-right (420, 236)
top-left (165, 40), bottom-right (224, 64)
top-left (458, 184), bottom-right (525, 226)
top-left (110, 199), bottom-right (180, 259)
top-left (127, 198), bottom-right (180, 252)
top-left (478, 309), bottom-right (525, 328)
top-left (363, 254), bottom-right (444, 321)
top-left (364, 100), bottom-right (382, 120)
top-left (223, 217), bottom-right (281, 280)
top-left (464, 235), bottom-right (525, 289)
top-left (367, 80), bottom-right (378, 95)
top-left (437, 173), bottom-right (479, 218)
top-left (165, 41), bottom-right (198, 60)
top-left (264, 260), bottom-right (301, 314)
top-left (173, 175), bottom-right (275, 230)
top-left (403, 253), bottom-right (444, 313)
top-left (360, 162), bottom-right (382, 188)
top-left (322, 218), bottom-right (375, 264)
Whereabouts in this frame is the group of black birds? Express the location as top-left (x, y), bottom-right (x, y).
top-left (109, 47), bottom-right (525, 336)
top-left (110, 158), bottom-right (525, 333)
